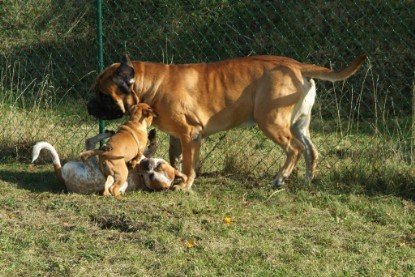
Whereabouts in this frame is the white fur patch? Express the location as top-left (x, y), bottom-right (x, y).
top-left (291, 78), bottom-right (316, 126)
top-left (142, 158), bottom-right (173, 188)
top-left (104, 175), bottom-right (115, 190)
top-left (119, 181), bottom-right (129, 193)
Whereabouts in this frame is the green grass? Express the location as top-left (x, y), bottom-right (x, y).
top-left (0, 1), bottom-right (414, 275)
top-left (1, 95), bottom-right (413, 275)
top-left (1, 162), bottom-right (414, 276)
top-left (0, 92), bottom-right (414, 275)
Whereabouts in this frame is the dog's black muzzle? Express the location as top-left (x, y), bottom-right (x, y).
top-left (87, 97), bottom-right (124, 120)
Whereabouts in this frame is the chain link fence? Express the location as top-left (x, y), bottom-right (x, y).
top-left (1, 1), bottom-right (414, 184)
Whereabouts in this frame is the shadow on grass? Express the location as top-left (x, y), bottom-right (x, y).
top-left (0, 166), bottom-right (65, 194)
top-left (287, 168), bottom-right (415, 202)
top-left (0, 144), bottom-right (34, 164)
top-left (0, 159), bottom-right (413, 201)
top-left (201, 167), bottom-right (415, 202)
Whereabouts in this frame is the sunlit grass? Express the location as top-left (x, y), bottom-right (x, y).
top-left (0, 162), bottom-right (414, 276)
top-left (0, 45), bottom-right (414, 276)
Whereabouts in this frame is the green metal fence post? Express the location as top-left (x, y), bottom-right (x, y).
top-left (97, 0), bottom-right (105, 138)
top-left (412, 79), bottom-right (415, 165)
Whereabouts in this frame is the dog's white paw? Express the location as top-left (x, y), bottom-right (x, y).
top-left (272, 178), bottom-right (285, 189)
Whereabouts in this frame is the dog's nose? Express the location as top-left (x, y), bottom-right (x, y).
top-left (149, 173), bottom-right (155, 180)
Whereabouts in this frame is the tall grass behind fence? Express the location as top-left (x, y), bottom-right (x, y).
top-left (0, 1), bottom-right (414, 191)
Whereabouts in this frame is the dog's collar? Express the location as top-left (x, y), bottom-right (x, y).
top-left (118, 125), bottom-right (141, 156)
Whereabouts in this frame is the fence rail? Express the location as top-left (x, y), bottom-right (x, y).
top-left (0, 0), bottom-right (414, 183)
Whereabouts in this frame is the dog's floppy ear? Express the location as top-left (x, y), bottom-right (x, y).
top-left (113, 53), bottom-right (135, 93)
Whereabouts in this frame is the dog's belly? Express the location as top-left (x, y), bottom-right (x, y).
top-left (236, 117), bottom-right (256, 128)
top-left (203, 116), bottom-right (255, 136)
top-left (202, 101), bottom-right (256, 136)
top-left (62, 161), bottom-right (106, 194)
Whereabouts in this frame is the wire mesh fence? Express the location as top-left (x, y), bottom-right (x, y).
top-left (0, 1), bottom-right (414, 182)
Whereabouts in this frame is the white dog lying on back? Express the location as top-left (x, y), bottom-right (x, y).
top-left (31, 130), bottom-right (186, 194)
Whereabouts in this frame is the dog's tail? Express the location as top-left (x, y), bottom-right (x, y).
top-left (31, 142), bottom-right (65, 186)
top-left (300, 54), bottom-right (367, 82)
top-left (79, 149), bottom-right (124, 161)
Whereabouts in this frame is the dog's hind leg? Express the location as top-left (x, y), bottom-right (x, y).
top-left (257, 120), bottom-right (305, 188)
top-left (79, 150), bottom-right (104, 161)
top-left (291, 115), bottom-right (318, 182)
top-left (291, 78), bottom-right (318, 182)
top-left (254, 67), bottom-right (306, 188)
top-left (169, 135), bottom-right (182, 171)
top-left (103, 175), bottom-right (115, 196)
top-left (85, 131), bottom-right (115, 150)
top-left (109, 166), bottom-right (129, 199)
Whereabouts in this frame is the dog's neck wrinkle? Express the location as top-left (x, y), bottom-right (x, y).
top-left (133, 62), bottom-right (165, 106)
top-left (132, 62), bottom-right (145, 101)
top-left (140, 82), bottom-right (159, 107)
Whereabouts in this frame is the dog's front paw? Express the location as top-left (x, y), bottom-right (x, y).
top-left (102, 189), bottom-right (111, 196)
top-left (172, 182), bottom-right (191, 191)
top-left (109, 186), bottom-right (124, 199)
top-left (100, 144), bottom-right (112, 152)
